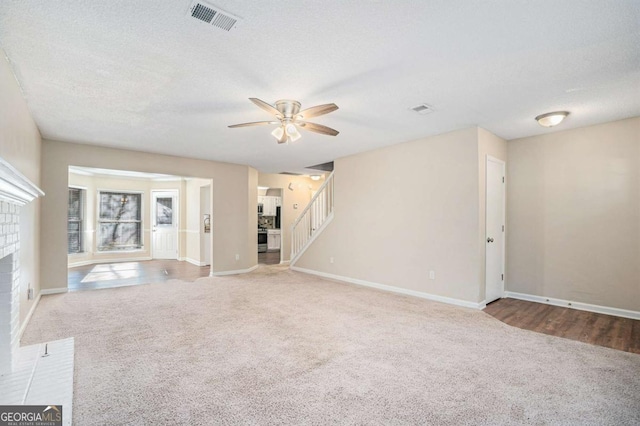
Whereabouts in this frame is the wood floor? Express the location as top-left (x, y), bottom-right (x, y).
top-left (258, 250), bottom-right (281, 265)
top-left (69, 253), bottom-right (281, 291)
top-left (484, 298), bottom-right (640, 354)
top-left (68, 260), bottom-right (210, 291)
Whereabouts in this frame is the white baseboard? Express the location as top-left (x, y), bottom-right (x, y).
top-left (67, 259), bottom-right (95, 268)
top-left (68, 256), bottom-right (152, 268)
top-left (183, 257), bottom-right (208, 267)
top-left (210, 264), bottom-right (259, 277)
top-left (40, 287), bottom-right (68, 295)
top-left (291, 266), bottom-right (485, 310)
top-left (18, 292), bottom-right (42, 341)
top-left (504, 291), bottom-right (640, 320)
top-left (279, 260), bottom-right (290, 265)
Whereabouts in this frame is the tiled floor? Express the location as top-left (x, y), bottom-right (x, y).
top-left (0, 338), bottom-right (75, 425)
top-left (68, 260), bottom-right (210, 291)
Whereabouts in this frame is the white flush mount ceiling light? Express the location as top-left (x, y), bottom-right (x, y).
top-left (310, 175), bottom-right (321, 181)
top-left (229, 99), bottom-right (339, 144)
top-left (535, 111), bottom-right (569, 127)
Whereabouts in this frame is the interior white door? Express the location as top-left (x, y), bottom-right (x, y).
top-left (152, 191), bottom-right (178, 259)
top-left (485, 156), bottom-right (505, 303)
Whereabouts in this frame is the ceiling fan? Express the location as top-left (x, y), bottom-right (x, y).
top-left (228, 98), bottom-right (339, 144)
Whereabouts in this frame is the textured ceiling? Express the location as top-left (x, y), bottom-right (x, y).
top-left (1, 0), bottom-right (639, 173)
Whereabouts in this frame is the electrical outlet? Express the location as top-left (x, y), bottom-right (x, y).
top-left (330, 257), bottom-right (334, 264)
top-left (429, 270), bottom-right (435, 280)
top-left (235, 254), bottom-right (240, 261)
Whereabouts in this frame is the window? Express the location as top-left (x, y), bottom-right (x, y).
top-left (156, 197), bottom-right (173, 225)
top-left (98, 191), bottom-right (142, 251)
top-left (68, 188), bottom-right (85, 254)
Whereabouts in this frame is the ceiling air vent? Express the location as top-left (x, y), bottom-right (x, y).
top-left (410, 103), bottom-right (435, 115)
top-left (188, 1), bottom-right (240, 31)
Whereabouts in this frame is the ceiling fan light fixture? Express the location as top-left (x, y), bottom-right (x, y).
top-left (535, 111), bottom-right (569, 127)
top-left (229, 98), bottom-right (339, 144)
top-left (271, 126), bottom-right (285, 140)
top-left (285, 123), bottom-right (301, 142)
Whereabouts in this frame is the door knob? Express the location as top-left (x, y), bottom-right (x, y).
top-left (487, 237), bottom-right (494, 243)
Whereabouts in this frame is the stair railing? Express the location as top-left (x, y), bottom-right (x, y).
top-left (290, 171), bottom-right (334, 265)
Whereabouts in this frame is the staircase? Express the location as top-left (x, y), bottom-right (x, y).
top-left (290, 171), bottom-right (334, 265)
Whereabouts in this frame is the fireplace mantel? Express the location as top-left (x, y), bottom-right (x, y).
top-left (0, 156), bottom-right (72, 424)
top-left (0, 157), bottom-right (44, 205)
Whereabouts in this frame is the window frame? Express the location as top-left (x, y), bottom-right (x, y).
top-left (68, 186), bottom-right (86, 254)
top-left (96, 189), bottom-right (144, 252)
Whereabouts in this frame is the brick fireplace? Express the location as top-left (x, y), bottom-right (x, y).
top-left (0, 157), bottom-right (74, 424)
top-left (0, 158), bottom-right (43, 375)
top-left (0, 215), bottom-right (20, 376)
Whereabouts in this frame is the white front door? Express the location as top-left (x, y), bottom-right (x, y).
top-left (152, 191), bottom-right (178, 259)
top-left (485, 156), bottom-right (505, 303)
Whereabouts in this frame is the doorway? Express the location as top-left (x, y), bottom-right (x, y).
top-left (485, 156), bottom-right (505, 304)
top-left (66, 166), bottom-right (213, 290)
top-left (151, 190), bottom-right (178, 260)
top-left (258, 187), bottom-right (283, 265)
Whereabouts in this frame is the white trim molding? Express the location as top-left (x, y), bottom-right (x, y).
top-left (0, 156), bottom-right (44, 205)
top-left (40, 288), bottom-right (69, 295)
top-left (67, 259), bottom-right (94, 268)
top-left (291, 266), bottom-right (485, 310)
top-left (183, 257), bottom-right (208, 267)
top-left (505, 291), bottom-right (640, 320)
top-left (210, 264), bottom-right (259, 277)
top-left (18, 293), bottom-right (42, 341)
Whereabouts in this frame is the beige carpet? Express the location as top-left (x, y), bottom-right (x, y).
top-left (23, 266), bottom-right (640, 425)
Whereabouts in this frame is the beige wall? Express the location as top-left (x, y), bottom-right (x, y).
top-left (257, 173), bottom-right (323, 261)
top-left (507, 117), bottom-right (640, 311)
top-left (248, 169), bottom-right (258, 266)
top-left (295, 127), bottom-right (485, 303)
top-left (0, 51), bottom-right (42, 323)
top-left (477, 128), bottom-right (507, 301)
top-left (184, 177), bottom-right (212, 266)
top-left (200, 183), bottom-right (212, 265)
top-left (41, 140), bottom-right (255, 289)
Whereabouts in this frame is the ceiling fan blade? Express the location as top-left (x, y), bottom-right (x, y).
top-left (228, 121), bottom-right (278, 128)
top-left (298, 121), bottom-right (340, 136)
top-left (249, 98), bottom-right (282, 117)
top-left (296, 103), bottom-right (338, 119)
